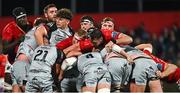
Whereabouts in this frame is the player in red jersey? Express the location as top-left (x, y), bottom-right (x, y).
top-left (0, 55), bottom-right (8, 92)
top-left (101, 17), bottom-right (132, 45)
top-left (56, 28), bottom-right (133, 73)
top-left (135, 43), bottom-right (180, 89)
top-left (2, 7), bottom-right (32, 64)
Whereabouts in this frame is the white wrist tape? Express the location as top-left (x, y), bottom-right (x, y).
top-left (144, 47), bottom-right (152, 53)
top-left (61, 57), bottom-right (77, 70)
top-left (112, 44), bottom-right (123, 53)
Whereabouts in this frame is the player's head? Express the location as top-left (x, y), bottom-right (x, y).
top-left (80, 15), bottom-right (95, 31)
top-left (56, 8), bottom-right (73, 29)
top-left (101, 17), bottom-right (115, 31)
top-left (12, 7), bottom-right (28, 26)
top-left (33, 17), bottom-right (48, 26)
top-left (88, 28), bottom-right (105, 49)
top-left (43, 4), bottom-right (57, 22)
top-left (75, 29), bottom-right (87, 40)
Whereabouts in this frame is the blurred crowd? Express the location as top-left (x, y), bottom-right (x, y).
top-left (118, 23), bottom-right (180, 67)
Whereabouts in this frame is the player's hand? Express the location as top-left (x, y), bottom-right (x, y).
top-left (105, 41), bottom-right (114, 52)
top-left (126, 55), bottom-right (134, 64)
top-left (156, 70), bottom-right (162, 78)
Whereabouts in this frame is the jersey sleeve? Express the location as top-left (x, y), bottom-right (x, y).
top-left (2, 23), bottom-right (14, 42)
top-left (101, 29), bottom-right (121, 42)
top-left (167, 68), bottom-right (180, 82)
top-left (56, 36), bottom-right (73, 50)
top-left (79, 39), bottom-right (94, 53)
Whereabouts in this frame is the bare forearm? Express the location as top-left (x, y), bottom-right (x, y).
top-left (34, 26), bottom-right (47, 46)
top-left (63, 43), bottom-right (80, 55)
top-left (135, 43), bottom-right (153, 50)
top-left (161, 64), bottom-right (177, 78)
top-left (116, 34), bottom-right (133, 45)
top-left (66, 51), bottom-right (82, 57)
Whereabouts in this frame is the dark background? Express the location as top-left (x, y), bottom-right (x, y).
top-left (1, 0), bottom-right (180, 17)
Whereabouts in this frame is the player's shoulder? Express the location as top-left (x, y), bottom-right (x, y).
top-left (3, 21), bottom-right (16, 30)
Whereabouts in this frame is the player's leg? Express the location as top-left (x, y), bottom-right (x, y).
top-left (11, 60), bottom-right (29, 92)
top-left (81, 66), bottom-right (99, 93)
top-left (149, 79), bottom-right (162, 92)
top-left (130, 58), bottom-right (162, 92)
top-left (97, 65), bottom-right (111, 93)
top-left (12, 84), bottom-right (21, 92)
top-left (106, 57), bottom-right (132, 92)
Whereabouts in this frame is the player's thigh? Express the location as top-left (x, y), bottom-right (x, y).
top-left (105, 58), bottom-right (129, 85)
top-left (131, 58), bottom-right (158, 85)
top-left (11, 61), bottom-right (29, 86)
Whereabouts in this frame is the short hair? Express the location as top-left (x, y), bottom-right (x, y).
top-left (56, 8), bottom-right (73, 21)
top-left (33, 17), bottom-right (48, 26)
top-left (87, 28), bottom-right (102, 40)
top-left (80, 15), bottom-right (94, 25)
top-left (43, 4), bottom-right (56, 13)
top-left (102, 17), bottom-right (114, 24)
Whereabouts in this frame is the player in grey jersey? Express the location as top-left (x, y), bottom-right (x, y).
top-left (50, 8), bottom-right (74, 46)
top-left (50, 27), bottom-right (73, 46)
top-left (121, 46), bottom-right (163, 92)
top-left (11, 18), bottom-right (47, 92)
top-left (25, 36), bottom-right (65, 93)
top-left (76, 51), bottom-right (111, 93)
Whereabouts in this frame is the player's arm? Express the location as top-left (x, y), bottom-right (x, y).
top-left (105, 41), bottom-right (133, 63)
top-left (157, 63), bottom-right (178, 78)
top-left (66, 51), bottom-right (82, 58)
top-left (135, 43), bottom-right (153, 53)
top-left (34, 25), bottom-right (48, 46)
top-left (2, 39), bottom-right (21, 54)
top-left (63, 43), bottom-right (81, 55)
top-left (56, 36), bottom-right (73, 50)
top-left (115, 33), bottom-right (133, 45)
top-left (2, 28), bottom-right (24, 54)
top-left (55, 49), bottom-right (66, 76)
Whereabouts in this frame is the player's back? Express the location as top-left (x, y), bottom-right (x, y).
top-left (28, 45), bottom-right (57, 77)
top-left (77, 52), bottom-right (104, 73)
top-left (123, 46), bottom-right (150, 59)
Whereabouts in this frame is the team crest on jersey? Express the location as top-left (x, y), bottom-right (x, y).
top-left (55, 35), bottom-right (63, 42)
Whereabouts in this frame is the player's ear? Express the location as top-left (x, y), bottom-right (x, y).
top-left (44, 13), bottom-right (48, 18)
top-left (66, 19), bottom-right (70, 25)
top-left (90, 23), bottom-right (94, 27)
